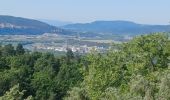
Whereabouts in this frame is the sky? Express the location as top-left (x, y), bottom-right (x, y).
top-left (0, 0), bottom-right (170, 24)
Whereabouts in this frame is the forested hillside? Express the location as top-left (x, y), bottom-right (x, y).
top-left (63, 21), bottom-right (170, 35)
top-left (0, 15), bottom-right (72, 35)
top-left (0, 33), bottom-right (170, 100)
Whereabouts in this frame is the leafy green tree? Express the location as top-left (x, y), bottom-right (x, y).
top-left (0, 57), bottom-right (8, 70)
top-left (0, 84), bottom-right (33, 100)
top-left (64, 87), bottom-right (89, 100)
top-left (55, 56), bottom-right (83, 99)
top-left (31, 71), bottom-right (55, 100)
top-left (16, 44), bottom-right (25, 55)
top-left (2, 44), bottom-right (15, 56)
top-left (31, 53), bottom-right (60, 100)
top-left (66, 48), bottom-right (74, 64)
top-left (80, 33), bottom-right (170, 99)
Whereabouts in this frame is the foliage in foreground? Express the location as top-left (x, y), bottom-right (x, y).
top-left (65, 33), bottom-right (170, 100)
top-left (0, 33), bottom-right (170, 100)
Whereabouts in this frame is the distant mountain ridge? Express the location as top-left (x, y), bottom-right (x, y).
top-left (0, 15), bottom-right (170, 36)
top-left (62, 21), bottom-right (170, 34)
top-left (0, 15), bottom-right (69, 35)
top-left (38, 19), bottom-right (72, 26)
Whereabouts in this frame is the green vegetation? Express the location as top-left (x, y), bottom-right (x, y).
top-left (0, 33), bottom-right (170, 100)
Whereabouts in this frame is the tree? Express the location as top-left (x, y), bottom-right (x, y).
top-left (31, 71), bottom-right (55, 100)
top-left (31, 53), bottom-right (60, 100)
top-left (2, 44), bottom-right (15, 56)
top-left (79, 33), bottom-right (170, 99)
top-left (66, 48), bottom-right (74, 64)
top-left (55, 57), bottom-right (83, 99)
top-left (64, 87), bottom-right (89, 100)
top-left (16, 44), bottom-right (25, 55)
top-left (0, 84), bottom-right (33, 100)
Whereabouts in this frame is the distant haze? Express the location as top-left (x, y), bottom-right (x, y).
top-left (38, 19), bottom-right (72, 26)
top-left (0, 0), bottom-right (170, 25)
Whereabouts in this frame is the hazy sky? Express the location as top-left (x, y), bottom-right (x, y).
top-left (0, 0), bottom-right (170, 24)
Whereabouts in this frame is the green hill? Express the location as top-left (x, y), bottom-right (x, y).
top-left (0, 15), bottom-right (69, 35)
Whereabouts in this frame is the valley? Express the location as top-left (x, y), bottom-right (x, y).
top-left (0, 0), bottom-right (170, 99)
top-left (0, 33), bottom-right (133, 55)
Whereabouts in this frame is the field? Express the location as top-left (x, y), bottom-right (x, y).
top-left (0, 34), bottom-right (126, 54)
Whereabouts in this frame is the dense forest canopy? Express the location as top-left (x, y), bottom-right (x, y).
top-left (0, 33), bottom-right (170, 100)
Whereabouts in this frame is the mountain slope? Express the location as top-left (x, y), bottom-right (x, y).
top-left (38, 19), bottom-right (72, 26)
top-left (0, 15), bottom-right (68, 35)
top-left (62, 21), bottom-right (170, 34)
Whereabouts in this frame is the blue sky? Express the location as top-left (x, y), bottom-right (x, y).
top-left (0, 0), bottom-right (170, 24)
